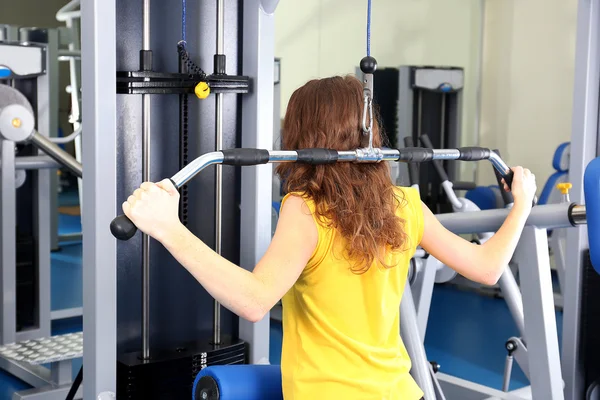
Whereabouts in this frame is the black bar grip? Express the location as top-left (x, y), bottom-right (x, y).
top-left (492, 149), bottom-right (537, 207)
top-left (419, 134), bottom-right (449, 182)
top-left (110, 179), bottom-right (179, 241)
top-left (403, 137), bottom-right (420, 186)
top-left (492, 149), bottom-right (514, 205)
top-left (222, 148), bottom-right (270, 166)
top-left (297, 148), bottom-right (338, 164)
top-left (457, 147), bottom-right (491, 161)
top-left (397, 147), bottom-right (434, 163)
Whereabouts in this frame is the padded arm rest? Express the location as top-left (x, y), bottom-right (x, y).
top-left (193, 365), bottom-right (283, 400)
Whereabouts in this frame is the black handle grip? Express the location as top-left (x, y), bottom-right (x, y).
top-left (457, 147), bottom-right (491, 161)
top-left (419, 134), bottom-right (449, 181)
top-left (492, 149), bottom-right (514, 205)
top-left (297, 148), bottom-right (339, 164)
top-left (109, 178), bottom-right (179, 241)
top-left (222, 148), bottom-right (270, 166)
top-left (397, 147), bottom-right (434, 163)
top-left (403, 137), bottom-right (420, 186)
top-left (110, 214), bottom-right (137, 240)
top-left (492, 149), bottom-right (537, 207)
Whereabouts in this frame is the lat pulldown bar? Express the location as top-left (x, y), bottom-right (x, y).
top-left (110, 146), bottom-right (528, 240)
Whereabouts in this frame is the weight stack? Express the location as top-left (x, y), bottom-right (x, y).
top-left (117, 336), bottom-right (247, 399)
top-left (580, 249), bottom-right (600, 393)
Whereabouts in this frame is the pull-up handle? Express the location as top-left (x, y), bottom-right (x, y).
top-left (110, 179), bottom-right (179, 241)
top-left (419, 134), bottom-right (449, 182)
top-left (403, 137), bottom-right (420, 186)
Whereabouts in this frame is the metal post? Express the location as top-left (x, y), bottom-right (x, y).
top-left (81, 0), bottom-right (117, 396)
top-left (213, 0), bottom-right (225, 346)
top-left (497, 268), bottom-right (526, 339)
top-left (239, 0), bottom-right (279, 364)
top-left (514, 226), bottom-right (564, 399)
top-left (65, 13), bottom-right (83, 214)
top-left (400, 283), bottom-right (438, 399)
top-left (141, 0), bottom-right (151, 360)
top-left (27, 28), bottom-right (58, 344)
top-left (563, 0), bottom-right (600, 398)
top-left (0, 140), bottom-right (17, 344)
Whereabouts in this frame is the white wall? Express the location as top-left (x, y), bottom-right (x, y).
top-left (275, 0), bottom-right (484, 176)
top-left (478, 0), bottom-right (578, 188)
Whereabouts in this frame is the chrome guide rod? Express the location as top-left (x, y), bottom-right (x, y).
top-left (213, 0), bottom-right (225, 346)
top-left (141, 0), bottom-right (151, 360)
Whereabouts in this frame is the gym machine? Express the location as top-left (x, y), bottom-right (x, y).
top-left (77, 0), bottom-right (278, 398)
top-left (77, 0), bottom-right (600, 399)
top-left (0, 41), bottom-right (84, 399)
top-left (183, 162), bottom-right (594, 400)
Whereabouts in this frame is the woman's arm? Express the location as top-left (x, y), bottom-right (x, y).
top-left (419, 167), bottom-right (537, 285)
top-left (122, 180), bottom-right (317, 322)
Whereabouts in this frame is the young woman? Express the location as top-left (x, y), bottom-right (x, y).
top-left (122, 76), bottom-right (537, 399)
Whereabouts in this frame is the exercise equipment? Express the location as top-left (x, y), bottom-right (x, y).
top-left (0, 33), bottom-right (84, 399)
top-left (75, 0), bottom-right (600, 397)
top-left (192, 365), bottom-right (282, 400)
top-left (110, 146), bottom-right (522, 240)
top-left (585, 157), bottom-right (600, 273)
top-left (539, 142), bottom-right (571, 205)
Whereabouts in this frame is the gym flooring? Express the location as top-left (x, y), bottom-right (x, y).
top-left (0, 188), bottom-right (562, 398)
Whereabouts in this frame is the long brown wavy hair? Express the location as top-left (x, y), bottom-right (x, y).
top-left (276, 75), bottom-right (409, 273)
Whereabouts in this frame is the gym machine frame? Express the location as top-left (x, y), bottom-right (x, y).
top-left (0, 41), bottom-right (85, 400)
top-left (81, 0), bottom-right (278, 397)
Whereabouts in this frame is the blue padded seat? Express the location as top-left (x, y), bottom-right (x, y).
top-left (538, 142), bottom-right (570, 205)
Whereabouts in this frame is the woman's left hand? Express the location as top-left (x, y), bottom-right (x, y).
top-left (122, 179), bottom-right (183, 243)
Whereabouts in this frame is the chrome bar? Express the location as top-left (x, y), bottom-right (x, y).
top-left (489, 151), bottom-right (511, 176)
top-left (142, 0), bottom-right (150, 51)
top-left (30, 132), bottom-right (82, 178)
top-left (572, 205), bottom-right (587, 225)
top-left (431, 148), bottom-right (460, 160)
top-left (170, 147), bottom-right (515, 191)
top-left (268, 150), bottom-right (298, 162)
top-left (171, 152), bottom-right (225, 187)
top-left (141, 0), bottom-right (151, 361)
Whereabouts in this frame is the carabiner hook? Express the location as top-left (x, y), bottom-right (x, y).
top-left (362, 93), bottom-right (374, 149)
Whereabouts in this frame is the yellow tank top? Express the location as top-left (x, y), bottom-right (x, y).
top-left (279, 186), bottom-right (424, 400)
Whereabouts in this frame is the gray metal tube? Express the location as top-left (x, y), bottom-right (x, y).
top-left (503, 355), bottom-right (514, 392)
top-left (141, 0), bottom-right (151, 360)
top-left (400, 284), bottom-right (437, 399)
top-left (30, 132), bottom-right (82, 178)
top-left (436, 202), bottom-right (580, 234)
top-left (498, 269), bottom-right (526, 338)
top-left (15, 155), bottom-right (60, 170)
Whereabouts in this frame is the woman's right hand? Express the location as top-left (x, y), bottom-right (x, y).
top-left (502, 166), bottom-right (537, 210)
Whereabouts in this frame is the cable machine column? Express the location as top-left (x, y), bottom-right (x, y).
top-left (213, 0), bottom-right (225, 346)
top-left (141, 0), bottom-right (152, 360)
